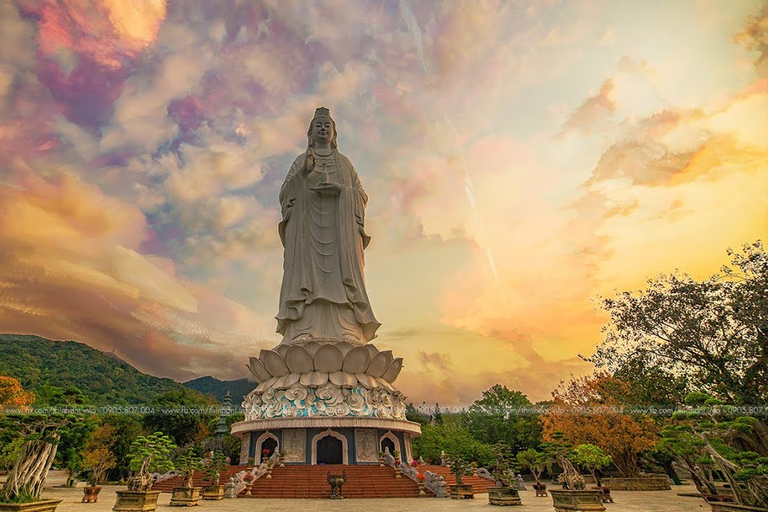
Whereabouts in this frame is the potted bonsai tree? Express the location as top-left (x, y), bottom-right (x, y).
top-left (517, 448), bottom-right (548, 497)
top-left (572, 444), bottom-right (613, 503)
top-left (660, 394), bottom-right (768, 511)
top-left (201, 450), bottom-right (227, 500)
top-left (488, 444), bottom-right (522, 506)
top-left (81, 425), bottom-right (117, 504)
top-left (113, 431), bottom-right (175, 512)
top-left (446, 453), bottom-right (474, 499)
top-left (169, 447), bottom-right (203, 506)
top-left (0, 415), bottom-right (67, 512)
top-left (545, 433), bottom-right (605, 512)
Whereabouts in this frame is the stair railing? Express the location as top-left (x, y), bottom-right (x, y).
top-left (152, 470), bottom-right (178, 483)
top-left (423, 470), bottom-right (448, 497)
top-left (477, 467), bottom-right (495, 481)
top-left (233, 463), bottom-right (268, 495)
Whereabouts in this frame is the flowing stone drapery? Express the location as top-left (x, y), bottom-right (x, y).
top-left (277, 148), bottom-right (380, 345)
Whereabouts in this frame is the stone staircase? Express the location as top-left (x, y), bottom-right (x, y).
top-left (151, 465), bottom-right (246, 492)
top-left (242, 464), bottom-right (424, 498)
top-left (419, 464), bottom-right (496, 494)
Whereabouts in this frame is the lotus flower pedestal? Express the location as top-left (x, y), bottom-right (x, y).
top-left (232, 342), bottom-right (421, 466)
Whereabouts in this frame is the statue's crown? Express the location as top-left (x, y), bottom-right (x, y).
top-left (313, 107), bottom-right (331, 119)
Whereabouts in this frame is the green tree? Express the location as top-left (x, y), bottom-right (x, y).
top-left (405, 403), bottom-right (428, 426)
top-left (571, 444), bottom-right (612, 487)
top-left (143, 389), bottom-right (217, 446)
top-left (100, 414), bottom-right (144, 481)
top-left (55, 415), bottom-right (98, 486)
top-left (413, 418), bottom-right (494, 467)
top-left (517, 448), bottom-right (548, 485)
top-left (590, 241), bottom-right (768, 405)
top-left (127, 432), bottom-right (176, 492)
top-left (466, 384), bottom-right (542, 451)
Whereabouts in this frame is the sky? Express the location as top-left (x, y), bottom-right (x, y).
top-left (0, 0), bottom-right (766, 407)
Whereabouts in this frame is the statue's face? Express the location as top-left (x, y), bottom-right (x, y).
top-left (311, 117), bottom-right (333, 145)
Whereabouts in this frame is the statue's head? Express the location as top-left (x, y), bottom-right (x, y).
top-left (307, 106), bottom-right (338, 150)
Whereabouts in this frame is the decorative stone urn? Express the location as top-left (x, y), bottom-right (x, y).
top-left (0, 500), bottom-right (63, 512)
top-left (112, 490), bottom-right (162, 512)
top-left (488, 486), bottom-right (523, 506)
top-left (550, 489), bottom-right (606, 512)
top-left (169, 487), bottom-right (201, 506)
top-left (81, 485), bottom-right (102, 503)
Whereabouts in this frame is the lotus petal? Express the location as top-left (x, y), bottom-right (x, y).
top-left (274, 373), bottom-right (301, 389)
top-left (302, 341), bottom-right (321, 357)
top-left (336, 341), bottom-right (354, 357)
top-left (328, 371), bottom-right (357, 387)
top-left (255, 376), bottom-right (278, 393)
top-left (342, 373), bottom-right (358, 387)
top-left (314, 344), bottom-right (343, 372)
top-left (299, 373), bottom-right (313, 387)
top-left (355, 373), bottom-right (379, 389)
top-left (261, 350), bottom-right (289, 377)
top-left (342, 346), bottom-right (371, 374)
top-left (366, 350), bottom-right (393, 377)
top-left (307, 371), bottom-right (328, 387)
top-left (328, 371), bottom-right (345, 387)
top-left (248, 357), bottom-right (272, 382)
top-left (376, 377), bottom-right (397, 393)
top-left (285, 345), bottom-right (314, 373)
top-left (363, 344), bottom-right (379, 360)
top-left (276, 344), bottom-right (290, 357)
top-left (381, 357), bottom-right (403, 383)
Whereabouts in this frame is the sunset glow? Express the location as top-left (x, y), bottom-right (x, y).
top-left (0, 0), bottom-right (765, 405)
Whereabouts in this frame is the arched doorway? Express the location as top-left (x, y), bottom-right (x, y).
top-left (311, 429), bottom-right (349, 465)
top-left (262, 437), bottom-right (278, 462)
top-left (254, 431), bottom-right (279, 464)
top-left (317, 435), bottom-right (343, 465)
top-left (381, 437), bottom-right (395, 456)
top-left (379, 431), bottom-right (401, 460)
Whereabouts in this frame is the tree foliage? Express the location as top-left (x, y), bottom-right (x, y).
top-left (54, 415), bottom-right (98, 486)
top-left (659, 393), bottom-right (768, 507)
top-left (541, 373), bottom-right (660, 477)
top-left (0, 376), bottom-right (34, 410)
top-left (0, 335), bottom-right (191, 406)
top-left (142, 389), bottom-right (217, 446)
top-left (465, 384), bottom-right (542, 451)
top-left (82, 424), bottom-right (117, 485)
top-left (412, 416), bottom-right (494, 467)
top-left (571, 444), bottom-right (611, 487)
top-left (127, 432), bottom-right (176, 492)
top-left (590, 241), bottom-right (768, 404)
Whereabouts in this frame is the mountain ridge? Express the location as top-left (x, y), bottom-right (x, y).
top-left (0, 334), bottom-right (250, 406)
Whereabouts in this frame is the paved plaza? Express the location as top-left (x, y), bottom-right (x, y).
top-left (37, 471), bottom-right (707, 512)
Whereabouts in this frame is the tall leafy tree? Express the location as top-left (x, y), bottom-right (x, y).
top-left (465, 384), bottom-right (542, 451)
top-left (143, 389), bottom-right (217, 446)
top-left (590, 241), bottom-right (768, 405)
top-left (541, 373), bottom-right (660, 477)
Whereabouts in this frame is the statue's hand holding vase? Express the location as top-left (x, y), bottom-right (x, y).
top-left (310, 181), bottom-right (342, 196)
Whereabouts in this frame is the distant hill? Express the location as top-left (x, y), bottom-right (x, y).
top-left (0, 334), bottom-right (190, 406)
top-left (183, 376), bottom-right (254, 404)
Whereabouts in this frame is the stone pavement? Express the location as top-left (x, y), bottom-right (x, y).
top-left (37, 471), bottom-right (708, 512)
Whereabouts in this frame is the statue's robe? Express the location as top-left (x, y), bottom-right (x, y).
top-left (277, 150), bottom-right (380, 344)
